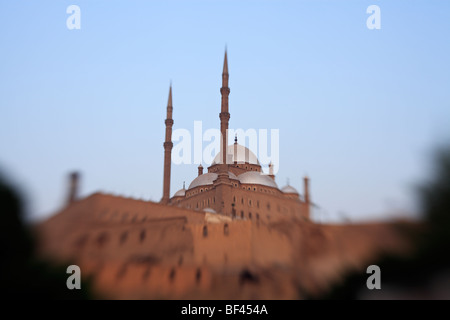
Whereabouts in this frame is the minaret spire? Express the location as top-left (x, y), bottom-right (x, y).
top-left (222, 49), bottom-right (228, 83)
top-left (215, 48), bottom-right (233, 216)
top-left (161, 84), bottom-right (174, 204)
top-left (220, 48), bottom-right (230, 165)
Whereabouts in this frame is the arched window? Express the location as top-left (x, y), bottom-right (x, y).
top-left (203, 225), bottom-right (208, 237)
top-left (120, 231), bottom-right (128, 245)
top-left (241, 211), bottom-right (244, 218)
top-left (196, 268), bottom-right (202, 284)
top-left (140, 230), bottom-right (146, 243)
top-left (169, 268), bottom-right (176, 282)
top-left (249, 212), bottom-right (252, 219)
top-left (224, 223), bottom-right (229, 236)
top-left (96, 232), bottom-right (109, 247)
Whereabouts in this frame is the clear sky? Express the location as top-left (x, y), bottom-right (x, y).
top-left (1, 1), bottom-right (449, 223)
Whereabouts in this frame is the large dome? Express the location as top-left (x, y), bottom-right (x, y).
top-left (212, 144), bottom-right (260, 165)
top-left (238, 171), bottom-right (278, 189)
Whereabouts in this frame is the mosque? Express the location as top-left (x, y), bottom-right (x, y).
top-left (161, 50), bottom-right (311, 222)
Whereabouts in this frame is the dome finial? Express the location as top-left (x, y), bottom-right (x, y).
top-left (234, 134), bottom-right (238, 144)
top-left (183, 181), bottom-right (185, 189)
top-left (287, 177), bottom-right (290, 185)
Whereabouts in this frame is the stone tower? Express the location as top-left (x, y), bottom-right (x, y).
top-left (66, 171), bottom-right (79, 206)
top-left (219, 49), bottom-right (230, 166)
top-left (215, 49), bottom-right (233, 215)
top-left (161, 85), bottom-right (173, 204)
top-left (304, 175), bottom-right (310, 217)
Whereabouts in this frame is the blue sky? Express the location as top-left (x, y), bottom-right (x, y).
top-left (1, 1), bottom-right (449, 222)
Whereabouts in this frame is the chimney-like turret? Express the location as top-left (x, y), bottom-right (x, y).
top-left (67, 171), bottom-right (79, 206)
top-left (304, 175), bottom-right (310, 218)
top-left (268, 162), bottom-right (275, 180)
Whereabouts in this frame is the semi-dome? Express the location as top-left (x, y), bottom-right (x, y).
top-left (281, 185), bottom-right (299, 194)
top-left (212, 144), bottom-right (260, 165)
top-left (188, 172), bottom-right (237, 189)
top-left (173, 188), bottom-right (186, 197)
top-left (188, 173), bottom-right (218, 189)
top-left (228, 171), bottom-right (238, 180)
top-left (238, 171), bottom-right (278, 189)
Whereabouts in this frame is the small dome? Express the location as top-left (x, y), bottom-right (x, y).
top-left (212, 144), bottom-right (260, 165)
top-left (238, 171), bottom-right (278, 189)
top-left (173, 188), bottom-right (186, 197)
top-left (281, 185), bottom-right (299, 194)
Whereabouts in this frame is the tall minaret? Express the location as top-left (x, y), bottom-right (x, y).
top-left (215, 49), bottom-right (233, 216)
top-left (161, 84), bottom-right (173, 204)
top-left (219, 49), bottom-right (230, 165)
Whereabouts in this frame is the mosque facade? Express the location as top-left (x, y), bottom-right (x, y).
top-left (161, 51), bottom-right (311, 223)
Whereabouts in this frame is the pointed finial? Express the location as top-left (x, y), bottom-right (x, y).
top-left (183, 181), bottom-right (185, 189)
top-left (223, 48), bottom-right (228, 74)
top-left (287, 178), bottom-right (290, 185)
top-left (167, 83), bottom-right (173, 107)
top-left (234, 134), bottom-right (238, 144)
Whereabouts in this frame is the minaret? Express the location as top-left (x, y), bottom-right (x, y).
top-left (304, 175), bottom-right (310, 218)
top-left (161, 84), bottom-right (173, 204)
top-left (215, 49), bottom-right (233, 216)
top-left (219, 49), bottom-right (230, 165)
top-left (66, 171), bottom-right (80, 206)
